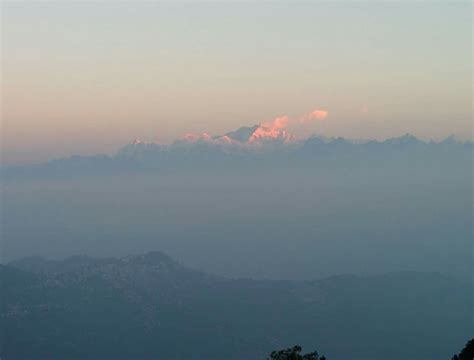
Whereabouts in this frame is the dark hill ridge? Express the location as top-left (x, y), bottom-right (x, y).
top-left (10, 251), bottom-right (182, 275)
top-left (1, 252), bottom-right (472, 360)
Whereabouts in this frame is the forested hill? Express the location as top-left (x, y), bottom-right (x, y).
top-left (1, 252), bottom-right (472, 360)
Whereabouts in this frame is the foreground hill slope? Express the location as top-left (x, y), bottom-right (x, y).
top-left (1, 252), bottom-right (471, 360)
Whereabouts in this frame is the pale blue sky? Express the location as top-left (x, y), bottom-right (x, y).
top-left (2, 1), bottom-right (472, 164)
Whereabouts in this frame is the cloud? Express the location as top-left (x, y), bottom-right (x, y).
top-left (301, 110), bottom-right (328, 122)
top-left (248, 109), bottom-right (328, 144)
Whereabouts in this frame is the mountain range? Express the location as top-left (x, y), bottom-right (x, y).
top-left (1, 125), bottom-right (472, 179)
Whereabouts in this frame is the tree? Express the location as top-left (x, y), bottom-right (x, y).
top-left (452, 339), bottom-right (474, 360)
top-left (268, 345), bottom-right (326, 360)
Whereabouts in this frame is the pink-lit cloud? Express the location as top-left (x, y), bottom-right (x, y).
top-left (248, 109), bottom-right (328, 144)
top-left (301, 110), bottom-right (328, 122)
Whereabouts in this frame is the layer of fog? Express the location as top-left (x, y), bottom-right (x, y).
top-left (2, 166), bottom-right (471, 281)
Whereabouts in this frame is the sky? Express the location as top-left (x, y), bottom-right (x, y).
top-left (1, 1), bottom-right (472, 165)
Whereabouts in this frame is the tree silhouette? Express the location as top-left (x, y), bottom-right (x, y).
top-left (452, 338), bottom-right (474, 360)
top-left (268, 345), bottom-right (326, 360)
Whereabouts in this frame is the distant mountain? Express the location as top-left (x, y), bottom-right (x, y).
top-left (2, 252), bottom-right (472, 360)
top-left (382, 133), bottom-right (423, 146)
top-left (0, 125), bottom-right (472, 179)
top-left (222, 124), bottom-right (260, 143)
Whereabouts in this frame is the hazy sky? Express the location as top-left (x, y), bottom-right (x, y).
top-left (1, 1), bottom-right (472, 164)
